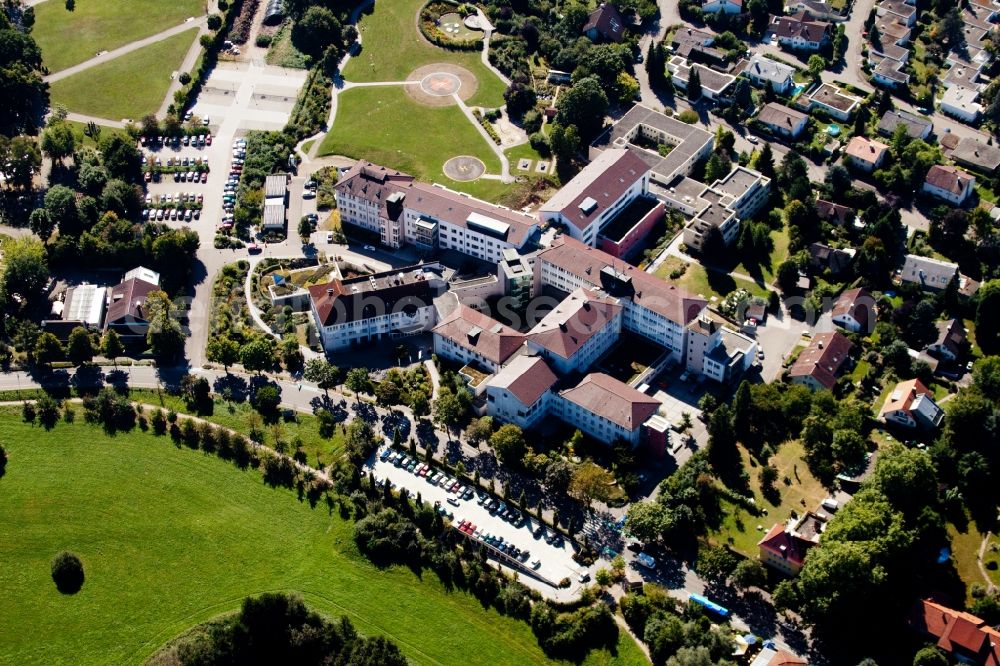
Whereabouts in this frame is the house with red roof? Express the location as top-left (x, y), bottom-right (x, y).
top-left (582, 3), bottom-right (626, 42)
top-left (788, 331), bottom-right (854, 391)
top-left (910, 599), bottom-right (1000, 666)
top-left (484, 355), bottom-right (559, 429)
top-left (879, 378), bottom-right (944, 429)
top-left (432, 303), bottom-right (525, 373)
top-left (526, 288), bottom-right (623, 375)
top-left (555, 373), bottom-right (662, 446)
top-left (757, 512), bottom-right (827, 575)
top-left (832, 287), bottom-right (876, 333)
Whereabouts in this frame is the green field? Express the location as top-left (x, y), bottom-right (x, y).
top-left (0, 411), bottom-right (646, 666)
top-left (655, 258), bottom-right (771, 300)
top-left (49, 29), bottom-right (197, 121)
top-left (33, 0), bottom-right (204, 73)
top-left (343, 0), bottom-right (506, 108)
top-left (319, 86), bottom-right (503, 192)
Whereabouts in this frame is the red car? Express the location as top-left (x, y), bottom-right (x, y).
top-left (206, 134), bottom-right (212, 145)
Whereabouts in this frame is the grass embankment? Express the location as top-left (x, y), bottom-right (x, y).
top-left (319, 86), bottom-right (502, 192)
top-left (33, 0), bottom-right (203, 73)
top-left (710, 441), bottom-right (828, 558)
top-left (343, 0), bottom-right (506, 107)
top-left (49, 29), bottom-right (198, 120)
top-left (0, 409), bottom-right (646, 666)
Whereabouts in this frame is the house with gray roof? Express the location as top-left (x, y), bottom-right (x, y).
top-left (877, 110), bottom-right (932, 140)
top-left (900, 254), bottom-right (959, 292)
top-left (950, 136), bottom-right (1000, 173)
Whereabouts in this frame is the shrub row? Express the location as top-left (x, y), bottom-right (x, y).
top-left (286, 65), bottom-right (332, 141)
top-left (472, 109), bottom-right (502, 145)
top-left (227, 0), bottom-right (260, 44)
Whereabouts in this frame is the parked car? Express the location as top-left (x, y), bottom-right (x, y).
top-left (248, 244), bottom-right (261, 254)
top-left (447, 497), bottom-right (460, 507)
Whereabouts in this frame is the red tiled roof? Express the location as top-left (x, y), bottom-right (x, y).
top-left (559, 373), bottom-right (660, 431)
top-left (879, 378), bottom-right (930, 418)
top-left (541, 149), bottom-right (650, 231)
top-left (845, 136), bottom-right (889, 164)
top-left (770, 651), bottom-right (808, 666)
top-left (789, 331), bottom-right (854, 390)
top-left (537, 236), bottom-right (707, 326)
top-left (489, 355), bottom-right (558, 406)
top-left (832, 287), bottom-right (875, 329)
top-left (528, 289), bottom-right (621, 360)
top-left (925, 164), bottom-right (975, 196)
top-left (757, 523), bottom-right (815, 566)
top-left (910, 600), bottom-right (1000, 666)
top-left (432, 304), bottom-right (524, 366)
top-left (815, 199), bottom-right (854, 225)
top-left (105, 278), bottom-right (159, 327)
top-left (582, 3), bottom-right (626, 41)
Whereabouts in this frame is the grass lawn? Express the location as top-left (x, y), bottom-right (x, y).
top-left (63, 120), bottom-right (131, 149)
top-left (319, 86), bottom-right (503, 194)
top-left (734, 226), bottom-right (789, 281)
top-left (33, 0), bottom-right (203, 73)
top-left (49, 29), bottom-right (197, 121)
top-left (655, 260), bottom-right (771, 301)
top-left (343, 0), bottom-right (506, 107)
top-left (710, 441), bottom-right (828, 558)
top-left (129, 389), bottom-right (345, 469)
top-left (266, 21), bottom-right (311, 69)
top-left (0, 410), bottom-right (646, 666)
top-left (948, 521), bottom-right (989, 601)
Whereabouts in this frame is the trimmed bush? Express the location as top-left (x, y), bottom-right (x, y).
top-left (51, 551), bottom-right (85, 594)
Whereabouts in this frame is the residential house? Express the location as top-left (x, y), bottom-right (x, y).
top-left (702, 0), bottom-right (742, 14)
top-left (805, 83), bottom-right (861, 120)
top-left (667, 57), bottom-right (738, 101)
top-left (432, 303), bottom-right (525, 373)
top-left (769, 12), bottom-right (832, 51)
top-left (943, 62), bottom-right (985, 92)
top-left (901, 253), bottom-right (960, 291)
top-left (909, 599), bottom-right (1000, 666)
top-left (844, 136), bottom-right (889, 172)
top-left (940, 86), bottom-right (982, 123)
top-left (832, 287), bottom-right (876, 332)
top-left (554, 373), bottom-right (662, 446)
top-left (922, 165), bottom-right (976, 206)
top-left (582, 3), bottom-right (625, 43)
top-left (785, 0), bottom-right (842, 21)
top-left (758, 512), bottom-right (827, 575)
top-left (815, 199), bottom-right (854, 226)
top-left (104, 275), bottom-right (161, 339)
top-left (879, 378), bottom-right (944, 428)
top-left (950, 135), bottom-right (1000, 174)
top-left (485, 355), bottom-right (559, 429)
top-left (872, 57), bottom-right (910, 88)
top-left (874, 17), bottom-right (912, 45)
top-left (743, 54), bottom-right (795, 95)
top-left (535, 235), bottom-right (708, 361)
top-left (808, 242), bottom-right (854, 275)
top-left (671, 27), bottom-right (727, 65)
top-left (750, 649), bottom-right (809, 666)
top-left (789, 331), bottom-right (855, 391)
top-left (877, 0), bottom-right (917, 26)
top-left (925, 318), bottom-right (966, 363)
top-left (877, 109), bottom-right (932, 140)
top-left (526, 288), bottom-right (623, 375)
top-left (538, 149), bottom-right (651, 247)
top-left (757, 102), bottom-right (810, 139)
top-left (309, 264), bottom-right (443, 352)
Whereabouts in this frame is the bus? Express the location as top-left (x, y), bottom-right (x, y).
top-left (689, 593), bottom-right (730, 618)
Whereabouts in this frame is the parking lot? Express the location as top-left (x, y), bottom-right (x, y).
top-left (367, 450), bottom-right (592, 598)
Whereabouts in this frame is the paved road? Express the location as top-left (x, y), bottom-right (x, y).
top-left (157, 1), bottom-right (218, 117)
top-left (44, 19), bottom-right (205, 83)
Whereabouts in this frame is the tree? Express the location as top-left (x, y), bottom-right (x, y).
top-left (549, 123), bottom-right (581, 161)
top-left (939, 7), bottom-right (964, 49)
top-left (569, 463), bottom-right (616, 507)
top-left (0, 26), bottom-right (47, 136)
top-left (279, 335), bottom-right (303, 373)
top-left (206, 336), bottom-right (239, 371)
top-left (33, 333), bottom-right (63, 367)
top-left (466, 416), bottom-right (494, 447)
top-left (303, 358), bottom-right (340, 395)
top-left (913, 646), bottom-right (948, 666)
top-left (98, 133), bottom-right (142, 182)
top-left (490, 423), bottom-right (526, 465)
top-left (240, 338), bottom-right (276, 374)
top-left (687, 67), bottom-right (702, 100)
top-left (704, 152), bottom-right (730, 183)
top-left (43, 184), bottom-right (80, 235)
top-left (777, 258), bottom-right (800, 292)
top-left (0, 236), bottom-right (48, 306)
top-left (706, 404), bottom-right (738, 476)
top-left (555, 76), bottom-right (608, 140)
top-left (41, 120), bottom-right (75, 162)
top-left (294, 6), bottom-right (342, 56)
top-left (697, 545), bottom-right (739, 583)
top-left (973, 357), bottom-right (1000, 400)
top-left (614, 72), bottom-right (640, 106)
top-left (145, 291), bottom-right (185, 360)
top-left (825, 164), bottom-right (851, 197)
top-left (645, 613), bottom-right (685, 666)
top-left (253, 385), bottom-right (281, 415)
top-left (298, 216), bottom-right (312, 243)
top-left (545, 459), bottom-right (572, 493)
top-left (375, 379), bottom-right (400, 406)
top-left (345, 367), bottom-right (372, 403)
top-left (756, 141), bottom-right (775, 179)
top-left (28, 208), bottom-right (54, 243)
top-left (434, 389), bottom-right (464, 439)
top-left (51, 551), bottom-right (84, 593)
top-left (731, 559), bottom-right (767, 591)
top-left (626, 500), bottom-right (666, 543)
top-left (807, 54), bottom-right (827, 79)
top-left (66, 327), bottom-right (95, 366)
top-left (976, 279), bottom-right (1000, 354)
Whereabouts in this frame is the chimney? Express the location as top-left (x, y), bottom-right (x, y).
top-left (327, 288), bottom-right (333, 296)
top-left (559, 321), bottom-right (567, 331)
